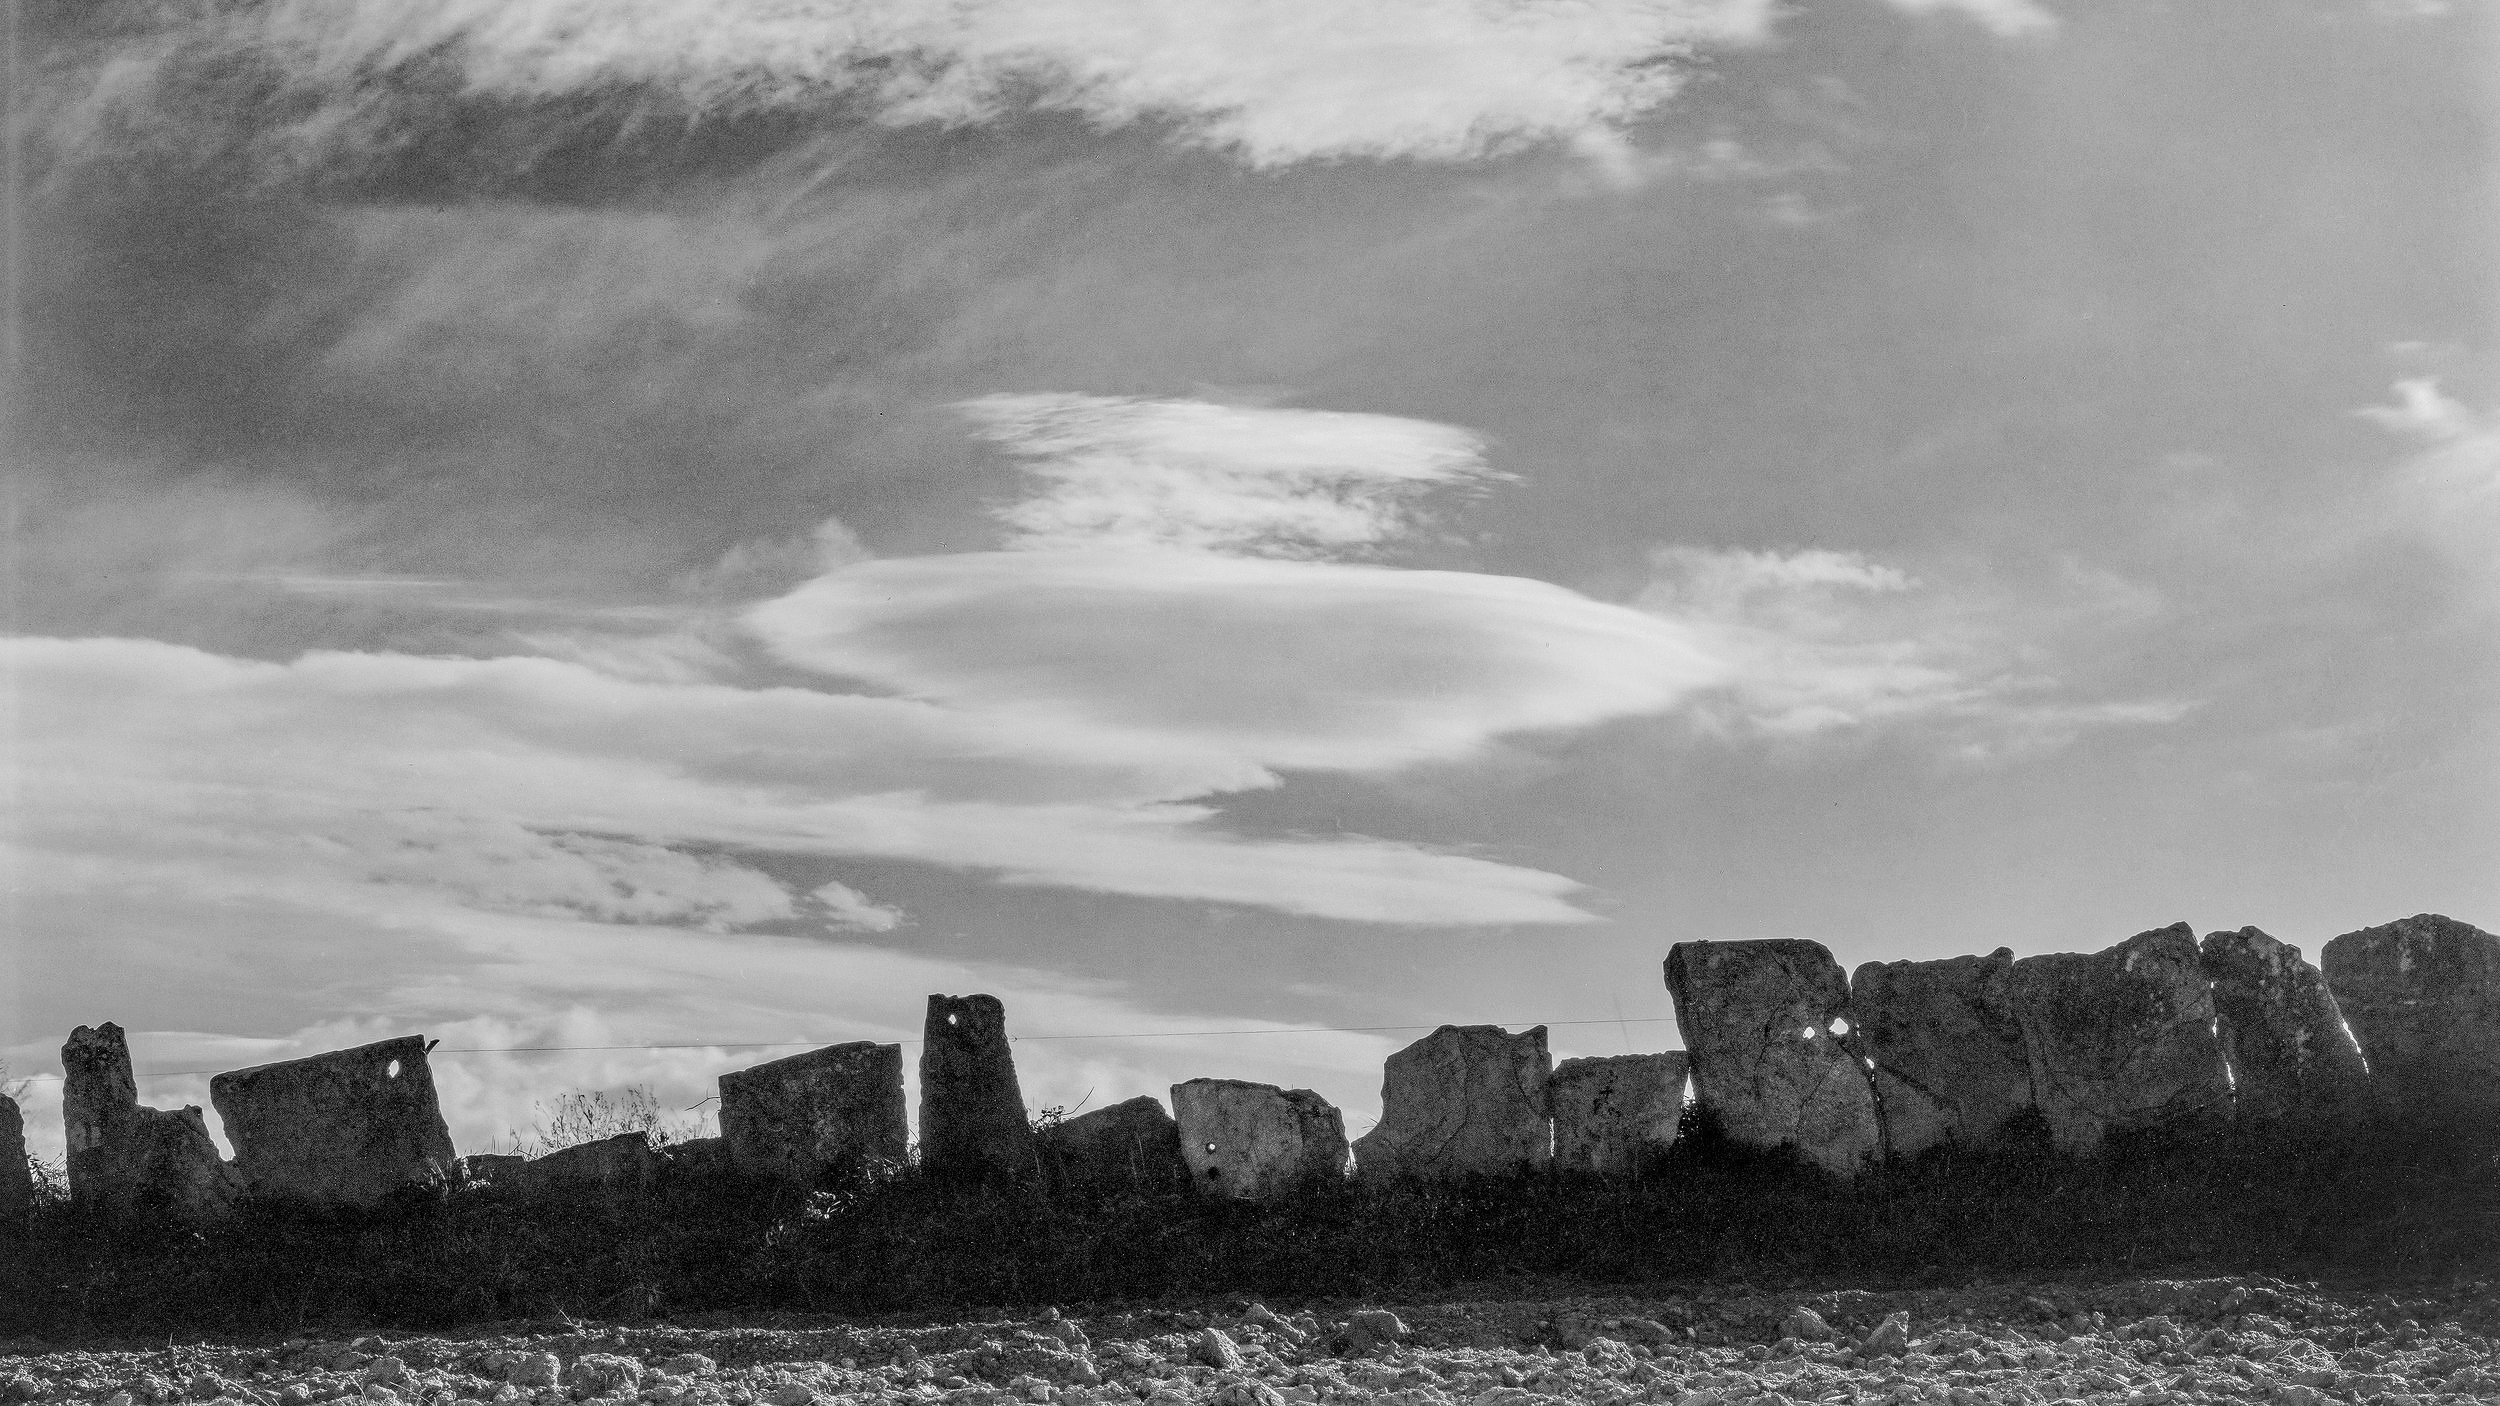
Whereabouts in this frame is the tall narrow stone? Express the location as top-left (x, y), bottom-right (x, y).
top-left (1352, 1025), bottom-right (1552, 1180)
top-left (1664, 939), bottom-right (1881, 1176)
top-left (1550, 1052), bottom-right (1687, 1174)
top-left (1172, 1078), bottom-right (1348, 1199)
top-left (918, 994), bottom-right (1036, 1180)
top-left (1851, 949), bottom-right (2034, 1158)
top-left (2200, 926), bottom-right (2373, 1126)
top-left (2, 1093), bottom-right (32, 1239)
top-left (2006, 924), bottom-right (2233, 1152)
top-left (718, 1041), bottom-right (907, 1183)
top-left (61, 1023), bottom-right (241, 1218)
top-left (210, 1036), bottom-right (458, 1206)
top-left (1038, 1095), bottom-right (1189, 1196)
top-left (2322, 913), bottom-right (2500, 1121)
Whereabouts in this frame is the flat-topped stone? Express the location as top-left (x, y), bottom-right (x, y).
top-left (919, 994), bottom-right (1037, 1181)
top-left (62, 1022), bottom-right (240, 1218)
top-left (1039, 1095), bottom-right (1189, 1196)
top-left (2200, 926), bottom-right (2373, 1125)
top-left (1665, 939), bottom-right (1881, 1176)
top-left (1550, 1052), bottom-right (1687, 1175)
top-left (209, 1035), bottom-right (457, 1206)
top-left (2322, 913), bottom-right (2500, 1120)
top-left (2007, 923), bottom-right (2233, 1152)
top-left (1172, 1078), bottom-right (1348, 1199)
top-left (529, 1131), bottom-right (658, 1187)
top-left (718, 1041), bottom-right (907, 1183)
top-left (1352, 1024), bottom-right (1551, 1180)
top-left (1851, 949), bottom-right (2033, 1158)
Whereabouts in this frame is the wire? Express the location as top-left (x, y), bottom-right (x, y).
top-left (5, 1017), bottom-right (1678, 1082)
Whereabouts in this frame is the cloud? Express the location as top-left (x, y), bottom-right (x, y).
top-left (1882, 0), bottom-right (2061, 38)
top-left (965, 393), bottom-right (1503, 556)
top-left (812, 879), bottom-right (907, 933)
top-left (39, 0), bottom-right (1780, 182)
top-left (2359, 377), bottom-right (2500, 602)
top-left (1637, 546), bottom-right (2192, 757)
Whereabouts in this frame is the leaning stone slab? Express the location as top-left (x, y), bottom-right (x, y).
top-left (2322, 913), bottom-right (2500, 1121)
top-left (1549, 1052), bottom-right (1688, 1174)
top-left (2, 1093), bottom-right (31, 1238)
top-left (528, 1131), bottom-right (657, 1188)
top-left (1664, 939), bottom-right (1881, 1176)
top-left (210, 1035), bottom-right (457, 1206)
top-left (1851, 949), bottom-right (2033, 1158)
top-left (2200, 926), bottom-right (2373, 1126)
top-left (1172, 1078), bottom-right (1349, 1199)
top-left (2007, 923), bottom-right (2233, 1152)
top-left (1352, 1025), bottom-right (1552, 1180)
top-left (718, 1040), bottom-right (907, 1183)
top-left (1039, 1095), bottom-right (1189, 1196)
top-left (919, 994), bottom-right (1037, 1181)
top-left (62, 1022), bottom-right (241, 1218)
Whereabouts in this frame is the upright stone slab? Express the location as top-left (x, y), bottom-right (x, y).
top-left (1172, 1078), bottom-right (1348, 1199)
top-left (718, 1041), bottom-right (907, 1182)
top-left (1352, 1025), bottom-right (1552, 1180)
top-left (1851, 949), bottom-right (2034, 1158)
top-left (1550, 1052), bottom-right (1688, 1174)
top-left (2006, 924), bottom-right (2233, 1152)
top-left (62, 1023), bottom-right (241, 1218)
top-left (2322, 913), bottom-right (2500, 1121)
top-left (2201, 926), bottom-right (2373, 1126)
top-left (1039, 1095), bottom-right (1189, 1196)
top-left (1664, 940), bottom-right (1881, 1176)
top-left (918, 994), bottom-right (1036, 1181)
top-left (1, 1093), bottom-right (32, 1239)
top-left (210, 1035), bottom-right (457, 1206)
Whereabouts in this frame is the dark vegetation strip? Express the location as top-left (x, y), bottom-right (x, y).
top-left (6, 1108), bottom-right (2497, 1341)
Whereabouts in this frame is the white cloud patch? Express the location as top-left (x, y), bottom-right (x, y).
top-left (1882, 0), bottom-right (2061, 38)
top-left (812, 879), bottom-right (907, 933)
top-left (58, 0), bottom-right (1780, 172)
top-left (1637, 546), bottom-right (2191, 758)
top-left (2360, 377), bottom-right (2500, 602)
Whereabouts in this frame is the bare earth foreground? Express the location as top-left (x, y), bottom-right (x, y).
top-left (6, 1279), bottom-right (2498, 1406)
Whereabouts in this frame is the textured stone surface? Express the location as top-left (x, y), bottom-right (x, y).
top-left (62, 1023), bottom-right (241, 1217)
top-left (718, 1041), bottom-right (907, 1182)
top-left (1038, 1095), bottom-right (1188, 1196)
top-left (2007, 924), bottom-right (2233, 1152)
top-left (209, 1036), bottom-right (457, 1206)
top-left (1172, 1078), bottom-right (1349, 1199)
top-left (1, 1093), bottom-right (30, 1238)
top-left (1851, 949), bottom-right (2034, 1158)
top-left (919, 994), bottom-right (1037, 1181)
top-left (1352, 1025), bottom-right (1552, 1180)
top-left (1664, 940), bottom-right (1881, 1176)
top-left (2200, 926), bottom-right (2373, 1125)
top-left (1549, 1052), bottom-right (1687, 1174)
top-left (458, 1153), bottom-right (529, 1185)
top-left (2321, 912), bottom-right (2500, 1120)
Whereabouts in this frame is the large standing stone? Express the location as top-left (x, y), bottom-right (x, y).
top-left (1664, 940), bottom-right (1881, 1176)
top-left (62, 1023), bottom-right (241, 1218)
top-left (2321, 913), bottom-right (2500, 1121)
top-left (918, 994), bottom-right (1037, 1180)
top-left (2006, 924), bottom-right (2233, 1152)
top-left (1352, 1025), bottom-right (1552, 1180)
top-left (1038, 1095), bottom-right (1189, 1196)
top-left (1550, 1052), bottom-right (1688, 1174)
top-left (210, 1035), bottom-right (457, 1206)
top-left (1851, 949), bottom-right (2034, 1158)
top-left (2, 1093), bottom-right (32, 1238)
top-left (718, 1041), bottom-right (907, 1182)
top-left (2200, 926), bottom-right (2374, 1126)
top-left (1172, 1078), bottom-right (1349, 1199)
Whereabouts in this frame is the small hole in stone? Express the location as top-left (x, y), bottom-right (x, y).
top-left (1829, 1017), bottom-right (1851, 1036)
top-left (947, 1012), bottom-right (960, 1027)
top-left (385, 1059), bottom-right (401, 1078)
top-left (1204, 1141), bottom-right (1218, 1155)
top-left (1799, 1027), bottom-right (1817, 1040)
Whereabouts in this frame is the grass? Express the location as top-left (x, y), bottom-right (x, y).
top-left (6, 1106), bottom-right (2498, 1341)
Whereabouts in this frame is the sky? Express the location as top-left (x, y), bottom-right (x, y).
top-left (3, 0), bottom-right (2495, 1166)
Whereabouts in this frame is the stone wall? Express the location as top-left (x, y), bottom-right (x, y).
top-left (919, 994), bottom-right (1038, 1182)
top-left (1, 1093), bottom-right (30, 1240)
top-left (2322, 913), bottom-right (2500, 1121)
top-left (1353, 1025), bottom-right (1552, 1180)
top-left (1550, 1052), bottom-right (1687, 1174)
top-left (1172, 1079), bottom-right (1348, 1199)
top-left (718, 1040), bottom-right (908, 1183)
top-left (1665, 939), bottom-right (1882, 1176)
top-left (210, 1035), bottom-right (458, 1206)
top-left (61, 1022), bottom-right (241, 1218)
